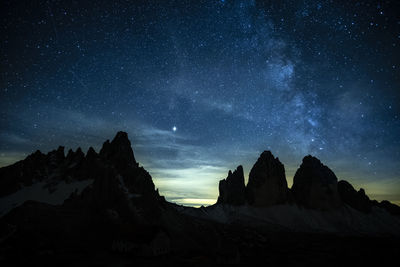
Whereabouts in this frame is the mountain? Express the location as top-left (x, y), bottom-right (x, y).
top-left (215, 151), bottom-right (399, 217)
top-left (291, 155), bottom-right (342, 210)
top-left (246, 151), bottom-right (289, 206)
top-left (337, 180), bottom-right (372, 213)
top-left (217, 165), bottom-right (246, 205)
top-left (1, 131), bottom-right (400, 265)
top-left (0, 131), bottom-right (158, 217)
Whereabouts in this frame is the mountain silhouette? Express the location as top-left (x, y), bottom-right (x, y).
top-left (216, 150), bottom-right (400, 215)
top-left (0, 131), bottom-right (399, 265)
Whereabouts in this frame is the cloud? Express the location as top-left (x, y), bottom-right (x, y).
top-left (152, 165), bottom-right (226, 206)
top-left (203, 100), bottom-right (234, 114)
top-left (0, 133), bottom-right (31, 145)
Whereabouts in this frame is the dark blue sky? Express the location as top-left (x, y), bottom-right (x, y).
top-left (1, 0), bottom-right (399, 206)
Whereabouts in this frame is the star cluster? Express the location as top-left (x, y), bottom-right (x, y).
top-left (1, 0), bottom-right (399, 206)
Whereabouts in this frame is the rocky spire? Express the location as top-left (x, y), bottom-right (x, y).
top-left (86, 147), bottom-right (98, 161)
top-left (246, 151), bottom-right (288, 206)
top-left (292, 155), bottom-right (342, 210)
top-left (66, 147), bottom-right (84, 163)
top-left (99, 131), bottom-right (137, 170)
top-left (47, 146), bottom-right (65, 167)
top-left (217, 165), bottom-right (246, 205)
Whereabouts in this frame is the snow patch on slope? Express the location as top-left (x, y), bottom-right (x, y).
top-left (0, 179), bottom-right (93, 216)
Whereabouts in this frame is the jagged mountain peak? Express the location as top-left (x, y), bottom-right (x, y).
top-left (292, 155), bottom-right (341, 210)
top-left (295, 155), bottom-right (338, 183)
top-left (113, 131), bottom-right (130, 142)
top-left (0, 131), bottom-right (159, 215)
top-left (217, 165), bottom-right (246, 205)
top-left (301, 154), bottom-right (323, 166)
top-left (29, 149), bottom-right (44, 158)
top-left (86, 146), bottom-right (97, 158)
top-left (246, 150), bottom-right (288, 206)
top-left (259, 150), bottom-right (276, 160)
top-left (66, 147), bottom-right (84, 162)
top-left (228, 165), bottom-right (244, 179)
top-left (100, 131), bottom-right (137, 170)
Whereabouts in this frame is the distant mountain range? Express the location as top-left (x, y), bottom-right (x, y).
top-left (216, 150), bottom-right (400, 215)
top-left (1, 131), bottom-right (399, 264)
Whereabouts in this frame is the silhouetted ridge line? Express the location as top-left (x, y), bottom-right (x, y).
top-left (216, 151), bottom-right (400, 215)
top-left (0, 131), bottom-right (399, 218)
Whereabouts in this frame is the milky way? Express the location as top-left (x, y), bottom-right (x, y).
top-left (1, 0), bottom-right (399, 206)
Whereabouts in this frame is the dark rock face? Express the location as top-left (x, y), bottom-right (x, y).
top-left (0, 131), bottom-right (157, 206)
top-left (96, 131), bottom-right (155, 197)
top-left (99, 131), bottom-right (137, 171)
top-left (217, 166), bottom-right (246, 205)
top-left (66, 147), bottom-right (84, 164)
top-left (292, 155), bottom-right (342, 210)
top-left (47, 146), bottom-right (66, 167)
top-left (0, 131), bottom-right (166, 254)
top-left (0, 145), bottom-right (101, 198)
top-left (246, 151), bottom-right (288, 206)
top-left (337, 180), bottom-right (372, 213)
top-left (0, 150), bottom-right (46, 197)
top-left (374, 200), bottom-right (400, 216)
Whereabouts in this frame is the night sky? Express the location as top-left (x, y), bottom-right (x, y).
top-left (1, 0), bottom-right (400, 207)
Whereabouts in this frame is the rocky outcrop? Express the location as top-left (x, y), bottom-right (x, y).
top-left (0, 147), bottom-right (71, 197)
top-left (337, 180), bottom-right (372, 213)
top-left (291, 155), bottom-right (342, 210)
top-left (246, 151), bottom-right (288, 206)
top-left (101, 132), bottom-right (155, 197)
top-left (47, 146), bottom-right (66, 167)
top-left (373, 200), bottom-right (400, 216)
top-left (0, 131), bottom-right (170, 264)
top-left (0, 145), bottom-right (98, 198)
top-left (0, 150), bottom-right (46, 197)
top-left (99, 131), bottom-right (138, 171)
top-left (217, 166), bottom-right (246, 205)
top-left (0, 132), bottom-right (160, 219)
top-left (66, 147), bottom-right (84, 164)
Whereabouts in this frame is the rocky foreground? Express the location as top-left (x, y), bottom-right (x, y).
top-left (0, 131), bottom-right (399, 265)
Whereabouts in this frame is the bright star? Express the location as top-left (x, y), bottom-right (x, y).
top-left (172, 126), bottom-right (177, 132)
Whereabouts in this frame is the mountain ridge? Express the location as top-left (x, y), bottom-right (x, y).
top-left (1, 131), bottom-right (399, 216)
top-left (1, 131), bottom-right (400, 264)
top-left (216, 151), bottom-right (400, 216)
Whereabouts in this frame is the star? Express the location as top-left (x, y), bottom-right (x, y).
top-left (0, 0), bottom-right (399, 208)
